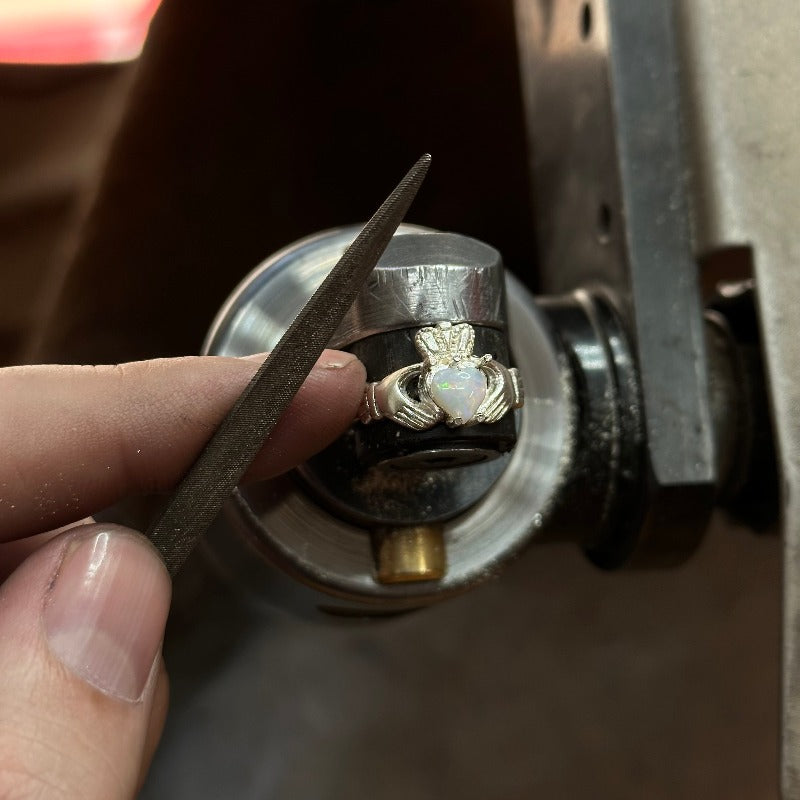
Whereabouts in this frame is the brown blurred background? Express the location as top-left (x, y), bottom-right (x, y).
top-left (0, 1), bottom-right (780, 797)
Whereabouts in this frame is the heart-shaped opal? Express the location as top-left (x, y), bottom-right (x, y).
top-left (429, 365), bottom-right (487, 423)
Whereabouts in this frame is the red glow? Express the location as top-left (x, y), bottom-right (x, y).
top-left (0, 0), bottom-right (161, 64)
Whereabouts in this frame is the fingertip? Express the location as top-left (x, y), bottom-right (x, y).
top-left (44, 525), bottom-right (171, 702)
top-left (244, 351), bottom-right (365, 480)
top-left (317, 349), bottom-right (363, 371)
top-left (240, 347), bottom-right (363, 372)
top-left (0, 524), bottom-right (171, 799)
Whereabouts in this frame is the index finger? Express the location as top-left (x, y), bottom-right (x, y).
top-left (0, 351), bottom-right (365, 542)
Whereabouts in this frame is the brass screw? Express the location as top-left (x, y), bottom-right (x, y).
top-left (374, 525), bottom-right (446, 584)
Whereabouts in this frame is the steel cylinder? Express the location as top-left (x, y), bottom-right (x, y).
top-left (202, 226), bottom-right (570, 612)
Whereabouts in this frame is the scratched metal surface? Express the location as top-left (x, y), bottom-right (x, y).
top-left (334, 232), bottom-right (508, 347)
top-left (205, 228), bottom-right (508, 357)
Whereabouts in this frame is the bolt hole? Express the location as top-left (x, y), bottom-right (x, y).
top-left (580, 3), bottom-right (592, 40)
top-left (597, 202), bottom-right (612, 243)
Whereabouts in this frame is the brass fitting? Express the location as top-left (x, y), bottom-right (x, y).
top-left (374, 525), bottom-right (446, 584)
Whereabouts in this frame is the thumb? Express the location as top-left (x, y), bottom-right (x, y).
top-left (0, 524), bottom-right (171, 799)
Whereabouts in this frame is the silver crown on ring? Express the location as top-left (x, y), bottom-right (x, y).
top-left (359, 322), bottom-right (524, 431)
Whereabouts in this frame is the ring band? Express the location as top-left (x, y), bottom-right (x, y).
top-left (359, 322), bottom-right (524, 431)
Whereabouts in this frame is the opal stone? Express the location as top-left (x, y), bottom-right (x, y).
top-left (430, 365), bottom-right (487, 422)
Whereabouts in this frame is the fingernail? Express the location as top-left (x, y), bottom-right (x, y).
top-left (44, 528), bottom-right (171, 702)
top-left (320, 350), bottom-right (359, 370)
top-left (242, 349), bottom-right (359, 369)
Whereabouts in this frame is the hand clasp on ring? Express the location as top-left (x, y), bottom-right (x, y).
top-left (359, 322), bottom-right (524, 431)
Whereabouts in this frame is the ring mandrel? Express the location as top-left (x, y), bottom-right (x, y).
top-left (203, 225), bottom-right (565, 612)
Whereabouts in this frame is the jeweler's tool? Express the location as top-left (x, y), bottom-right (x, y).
top-left (146, 154), bottom-right (431, 576)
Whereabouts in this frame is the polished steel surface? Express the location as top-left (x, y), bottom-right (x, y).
top-left (204, 233), bottom-right (571, 607)
top-left (675, 1), bottom-right (800, 793)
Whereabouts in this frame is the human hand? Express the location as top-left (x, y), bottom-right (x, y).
top-left (0, 350), bottom-right (365, 798)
